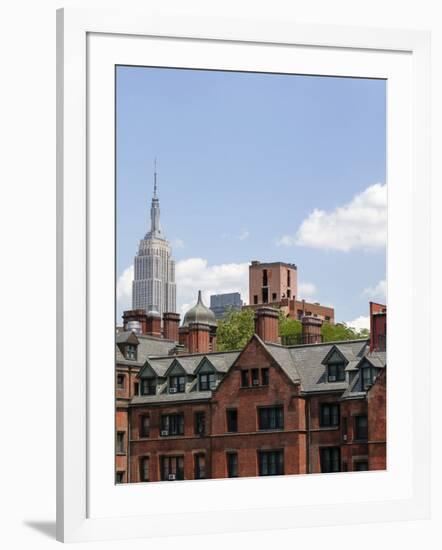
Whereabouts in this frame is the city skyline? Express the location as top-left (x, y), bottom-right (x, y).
top-left (116, 66), bottom-right (386, 327)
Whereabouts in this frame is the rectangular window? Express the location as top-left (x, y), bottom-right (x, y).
top-left (160, 455), bottom-right (184, 481)
top-left (199, 372), bottom-right (216, 391)
top-left (287, 289), bottom-right (291, 298)
top-left (272, 292), bottom-right (277, 301)
top-left (320, 403), bottom-right (340, 427)
top-left (161, 414), bottom-right (184, 436)
top-left (251, 368), bottom-right (260, 386)
top-left (262, 269), bottom-right (268, 286)
top-left (354, 415), bottom-right (368, 440)
top-left (139, 415), bottom-right (150, 438)
top-left (362, 367), bottom-right (378, 390)
top-left (342, 416), bottom-right (348, 441)
top-left (258, 450), bottom-right (284, 476)
top-left (320, 447), bottom-right (341, 473)
top-left (194, 453), bottom-right (206, 480)
top-left (226, 409), bottom-right (238, 432)
top-left (134, 382), bottom-right (139, 395)
top-left (126, 344), bottom-right (137, 360)
top-left (116, 431), bottom-right (125, 454)
top-left (194, 411), bottom-right (206, 435)
top-left (258, 406), bottom-right (284, 430)
top-left (262, 287), bottom-right (269, 303)
top-left (227, 452), bottom-right (238, 478)
top-left (241, 370), bottom-right (249, 387)
top-left (116, 374), bottom-right (125, 389)
top-left (328, 362), bottom-right (346, 382)
top-left (169, 375), bottom-right (186, 393)
top-left (287, 270), bottom-right (291, 287)
top-left (261, 368), bottom-right (269, 386)
top-left (139, 457), bottom-right (149, 481)
top-left (355, 460), bottom-right (369, 471)
top-left (141, 378), bottom-right (156, 395)
top-left (115, 471), bottom-right (124, 484)
top-left (253, 295), bottom-right (258, 305)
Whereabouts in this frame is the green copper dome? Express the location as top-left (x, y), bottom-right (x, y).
top-left (182, 290), bottom-right (217, 328)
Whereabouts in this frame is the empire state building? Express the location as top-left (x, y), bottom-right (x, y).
top-left (132, 165), bottom-right (176, 317)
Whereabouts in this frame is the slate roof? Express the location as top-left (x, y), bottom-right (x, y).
top-left (139, 350), bottom-right (241, 378)
top-left (117, 331), bottom-right (386, 405)
top-left (115, 333), bottom-right (177, 368)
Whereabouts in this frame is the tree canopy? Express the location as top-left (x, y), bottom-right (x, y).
top-left (215, 307), bottom-right (370, 351)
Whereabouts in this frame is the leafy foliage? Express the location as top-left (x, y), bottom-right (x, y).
top-left (216, 307), bottom-right (370, 350)
top-left (321, 322), bottom-right (369, 342)
top-left (216, 307), bottom-right (255, 351)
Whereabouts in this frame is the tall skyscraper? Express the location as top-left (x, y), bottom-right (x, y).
top-left (132, 162), bottom-right (176, 317)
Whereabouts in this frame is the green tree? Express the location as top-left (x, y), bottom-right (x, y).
top-left (216, 307), bottom-right (255, 351)
top-left (321, 322), bottom-right (369, 342)
top-left (278, 311), bottom-right (302, 345)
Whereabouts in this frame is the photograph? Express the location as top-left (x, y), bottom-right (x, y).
top-left (114, 66), bottom-right (387, 484)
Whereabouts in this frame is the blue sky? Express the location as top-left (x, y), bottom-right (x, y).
top-left (116, 66), bottom-right (386, 327)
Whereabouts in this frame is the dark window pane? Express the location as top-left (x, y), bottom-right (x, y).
top-left (320, 447), bottom-right (341, 473)
top-left (251, 368), bottom-right (260, 386)
top-left (258, 450), bottom-right (284, 476)
top-left (195, 412), bottom-right (205, 435)
top-left (194, 453), bottom-right (206, 479)
top-left (355, 415), bottom-right (368, 440)
top-left (227, 453), bottom-right (238, 478)
top-left (140, 457), bottom-right (149, 481)
top-left (355, 461), bottom-right (369, 471)
top-left (258, 407), bottom-right (284, 430)
top-left (116, 432), bottom-right (125, 453)
top-left (227, 409), bottom-right (238, 432)
top-left (261, 368), bottom-right (269, 386)
top-left (241, 370), bottom-right (249, 387)
top-left (140, 415), bottom-right (150, 438)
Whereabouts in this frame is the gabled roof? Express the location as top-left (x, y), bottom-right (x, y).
top-left (287, 340), bottom-right (369, 393)
top-left (116, 331), bottom-right (139, 345)
top-left (138, 350), bottom-right (241, 379)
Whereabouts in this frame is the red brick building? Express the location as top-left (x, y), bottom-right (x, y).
top-left (247, 260), bottom-right (335, 323)
top-left (115, 294), bottom-right (386, 483)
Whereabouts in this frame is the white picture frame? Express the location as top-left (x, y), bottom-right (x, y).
top-left (56, 7), bottom-right (431, 543)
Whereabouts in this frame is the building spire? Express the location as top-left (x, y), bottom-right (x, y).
top-left (147, 157), bottom-right (163, 239)
top-left (153, 157), bottom-right (158, 198)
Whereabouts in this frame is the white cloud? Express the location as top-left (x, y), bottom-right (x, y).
top-left (116, 259), bottom-right (249, 321)
top-left (237, 230), bottom-right (250, 241)
top-left (298, 282), bottom-right (316, 298)
top-left (346, 315), bottom-right (370, 331)
top-left (278, 183), bottom-right (387, 252)
top-left (363, 279), bottom-right (387, 302)
top-left (173, 238), bottom-right (185, 249)
top-left (176, 258), bottom-right (249, 317)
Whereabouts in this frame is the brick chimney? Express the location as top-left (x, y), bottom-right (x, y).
top-left (163, 312), bottom-right (180, 342)
top-left (255, 307), bottom-right (280, 343)
top-left (145, 311), bottom-right (161, 337)
top-left (301, 315), bottom-right (323, 344)
top-left (369, 302), bottom-right (387, 351)
top-left (188, 322), bottom-right (210, 354)
top-left (122, 309), bottom-right (148, 334)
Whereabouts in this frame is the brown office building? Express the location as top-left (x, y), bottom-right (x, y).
top-left (247, 260), bottom-right (334, 323)
top-left (115, 293), bottom-right (386, 483)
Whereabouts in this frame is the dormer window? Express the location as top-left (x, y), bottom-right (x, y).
top-left (169, 375), bottom-right (185, 393)
top-left (199, 373), bottom-right (216, 391)
top-left (362, 366), bottom-right (378, 390)
top-left (327, 362), bottom-right (345, 382)
top-left (141, 378), bottom-right (156, 396)
top-left (125, 344), bottom-right (137, 361)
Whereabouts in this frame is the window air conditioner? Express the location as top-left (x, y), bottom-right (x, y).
top-left (168, 474), bottom-right (176, 481)
top-left (169, 387), bottom-right (177, 393)
top-left (252, 379), bottom-right (260, 386)
top-left (329, 375), bottom-right (336, 382)
top-left (161, 430), bottom-right (169, 436)
top-left (343, 434), bottom-right (348, 441)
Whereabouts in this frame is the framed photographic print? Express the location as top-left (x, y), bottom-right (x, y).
top-left (57, 7), bottom-right (431, 543)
